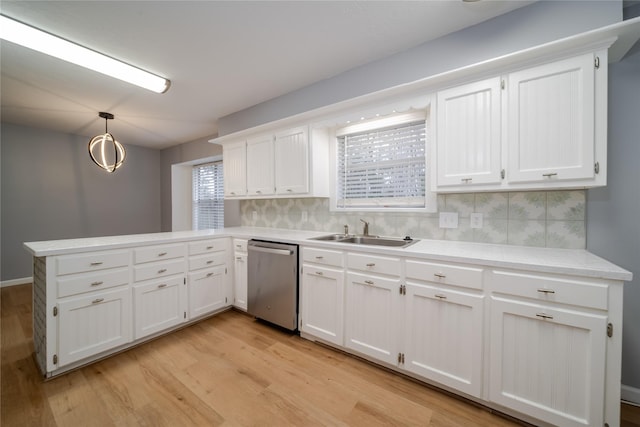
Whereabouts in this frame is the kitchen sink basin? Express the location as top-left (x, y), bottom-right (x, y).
top-left (309, 234), bottom-right (418, 248)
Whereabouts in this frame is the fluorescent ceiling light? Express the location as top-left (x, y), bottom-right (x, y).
top-left (0, 15), bottom-right (170, 94)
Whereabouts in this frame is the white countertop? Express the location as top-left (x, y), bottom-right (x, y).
top-left (24, 226), bottom-right (632, 282)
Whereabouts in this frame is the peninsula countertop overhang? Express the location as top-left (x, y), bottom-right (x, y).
top-left (24, 226), bottom-right (633, 282)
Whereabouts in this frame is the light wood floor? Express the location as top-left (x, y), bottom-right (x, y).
top-left (1, 284), bottom-right (638, 426)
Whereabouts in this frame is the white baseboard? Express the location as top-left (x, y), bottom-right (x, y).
top-left (1, 277), bottom-right (32, 288)
top-left (622, 384), bottom-right (640, 405)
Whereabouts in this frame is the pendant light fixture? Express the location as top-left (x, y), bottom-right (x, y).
top-left (88, 112), bottom-right (126, 173)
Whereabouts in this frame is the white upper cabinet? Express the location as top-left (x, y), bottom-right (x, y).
top-left (246, 135), bottom-right (275, 197)
top-left (222, 141), bottom-right (247, 198)
top-left (507, 53), bottom-right (597, 184)
top-left (436, 77), bottom-right (502, 188)
top-left (275, 126), bottom-right (309, 195)
top-left (219, 125), bottom-right (328, 200)
top-left (433, 50), bottom-right (607, 193)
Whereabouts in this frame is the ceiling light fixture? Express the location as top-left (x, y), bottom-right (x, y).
top-left (89, 112), bottom-right (126, 173)
top-left (0, 15), bottom-right (170, 93)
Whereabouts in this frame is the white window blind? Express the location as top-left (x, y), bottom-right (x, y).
top-left (337, 119), bottom-right (426, 209)
top-left (192, 161), bottom-right (224, 230)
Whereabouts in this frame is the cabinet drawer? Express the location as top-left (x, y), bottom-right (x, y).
top-left (233, 239), bottom-right (248, 253)
top-left (189, 252), bottom-right (226, 271)
top-left (57, 268), bottom-right (129, 298)
top-left (56, 250), bottom-right (130, 276)
top-left (347, 252), bottom-right (401, 277)
top-left (490, 270), bottom-right (608, 310)
top-left (134, 243), bottom-right (185, 264)
top-left (134, 258), bottom-right (185, 282)
top-left (189, 239), bottom-right (227, 256)
top-left (303, 247), bottom-right (344, 267)
top-left (406, 259), bottom-right (483, 290)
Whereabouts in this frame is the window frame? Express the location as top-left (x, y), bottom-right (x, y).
top-left (192, 160), bottom-right (225, 230)
top-left (329, 109), bottom-right (436, 213)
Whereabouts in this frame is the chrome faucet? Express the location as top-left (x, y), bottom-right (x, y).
top-left (344, 224), bottom-right (349, 236)
top-left (360, 219), bottom-right (370, 236)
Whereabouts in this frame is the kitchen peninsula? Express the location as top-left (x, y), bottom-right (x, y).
top-left (25, 226), bottom-right (631, 427)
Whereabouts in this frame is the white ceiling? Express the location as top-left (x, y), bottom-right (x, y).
top-left (0, 1), bottom-right (534, 149)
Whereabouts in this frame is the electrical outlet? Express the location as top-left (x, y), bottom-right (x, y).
top-left (301, 211), bottom-right (308, 222)
top-left (252, 211), bottom-right (257, 221)
top-left (439, 212), bottom-right (459, 229)
top-left (470, 213), bottom-right (483, 229)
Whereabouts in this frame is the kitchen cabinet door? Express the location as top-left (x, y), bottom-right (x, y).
top-left (436, 77), bottom-right (502, 188)
top-left (57, 287), bottom-right (131, 367)
top-left (233, 252), bottom-right (247, 311)
top-left (223, 141), bottom-right (247, 198)
top-left (246, 135), bottom-right (274, 197)
top-left (188, 265), bottom-right (228, 318)
top-left (489, 296), bottom-right (607, 427)
top-left (507, 53), bottom-right (596, 184)
top-left (300, 264), bottom-right (344, 346)
top-left (345, 271), bottom-right (400, 365)
top-left (133, 276), bottom-right (186, 339)
top-left (403, 282), bottom-right (484, 398)
top-left (274, 126), bottom-right (309, 195)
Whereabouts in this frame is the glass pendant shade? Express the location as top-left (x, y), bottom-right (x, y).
top-left (88, 112), bottom-right (126, 173)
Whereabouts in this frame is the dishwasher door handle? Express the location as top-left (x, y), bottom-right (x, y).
top-left (249, 245), bottom-right (293, 256)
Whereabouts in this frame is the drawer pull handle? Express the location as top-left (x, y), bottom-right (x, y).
top-left (366, 263), bottom-right (376, 267)
top-left (207, 246), bottom-right (214, 250)
top-left (537, 288), bottom-right (555, 294)
top-left (542, 172), bottom-right (558, 178)
top-left (236, 245), bottom-right (242, 248)
top-left (364, 280), bottom-right (374, 285)
top-left (90, 281), bottom-right (104, 286)
top-left (158, 252), bottom-right (167, 256)
top-left (315, 256), bottom-right (324, 260)
top-left (158, 269), bottom-right (167, 274)
top-left (236, 257), bottom-right (243, 261)
top-left (158, 284), bottom-right (167, 288)
top-left (92, 298), bottom-right (104, 304)
top-left (206, 272), bottom-right (214, 277)
top-left (90, 262), bottom-right (103, 266)
top-left (286, 189), bottom-right (293, 192)
top-left (536, 313), bottom-right (554, 320)
top-left (461, 178), bottom-right (472, 183)
top-left (207, 260), bottom-right (214, 264)
top-left (434, 273), bottom-right (446, 279)
top-left (316, 271), bottom-right (324, 276)
top-left (435, 294), bottom-right (447, 299)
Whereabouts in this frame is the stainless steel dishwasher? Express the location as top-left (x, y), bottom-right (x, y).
top-left (247, 240), bottom-right (299, 331)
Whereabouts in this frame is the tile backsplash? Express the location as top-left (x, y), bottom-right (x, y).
top-left (240, 190), bottom-right (586, 249)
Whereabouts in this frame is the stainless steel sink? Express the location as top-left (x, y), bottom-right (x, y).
top-left (309, 234), bottom-right (418, 248)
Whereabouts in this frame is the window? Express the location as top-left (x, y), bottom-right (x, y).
top-left (335, 112), bottom-right (428, 210)
top-left (192, 161), bottom-right (224, 230)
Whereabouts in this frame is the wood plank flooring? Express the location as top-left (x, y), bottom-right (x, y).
top-left (1, 283), bottom-right (638, 426)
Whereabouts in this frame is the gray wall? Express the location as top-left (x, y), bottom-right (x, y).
top-left (1, 123), bottom-right (161, 281)
top-left (159, 136), bottom-right (240, 232)
top-left (587, 46), bottom-right (640, 395)
top-left (219, 1), bottom-right (621, 135)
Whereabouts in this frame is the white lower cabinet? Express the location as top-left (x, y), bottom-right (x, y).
top-left (301, 264), bottom-right (344, 346)
top-left (233, 238), bottom-right (248, 311)
top-left (188, 265), bottom-right (228, 318)
top-left (133, 276), bottom-right (186, 339)
top-left (403, 282), bottom-right (484, 398)
top-left (488, 269), bottom-right (609, 427)
top-left (57, 287), bottom-right (131, 366)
